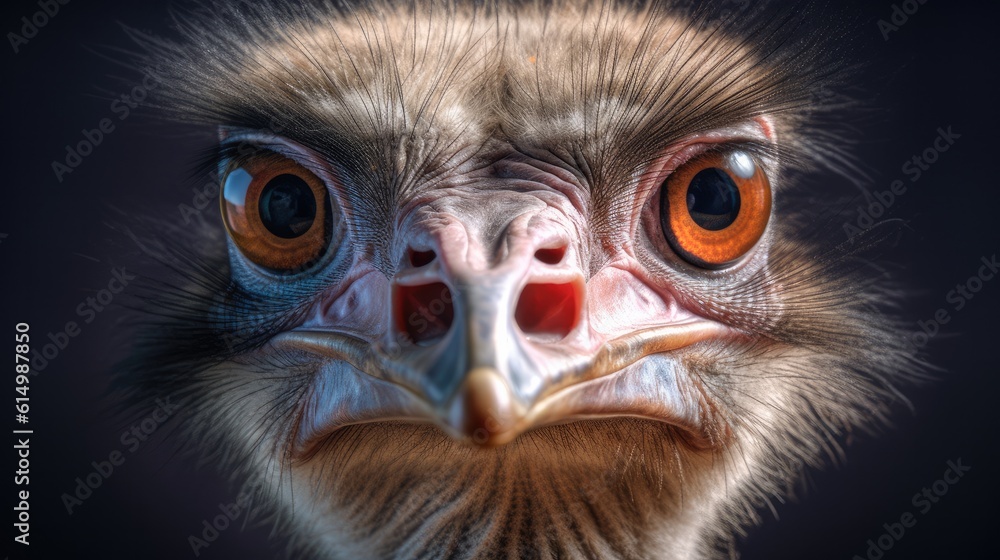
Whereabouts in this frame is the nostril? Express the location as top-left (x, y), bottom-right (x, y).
top-left (534, 246), bottom-right (566, 265)
top-left (409, 249), bottom-right (436, 268)
top-left (394, 282), bottom-right (454, 346)
top-left (515, 282), bottom-right (580, 342)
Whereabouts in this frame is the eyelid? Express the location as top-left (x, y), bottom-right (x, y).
top-left (217, 130), bottom-right (334, 182)
top-left (219, 142), bottom-right (319, 178)
top-left (662, 140), bottom-right (777, 180)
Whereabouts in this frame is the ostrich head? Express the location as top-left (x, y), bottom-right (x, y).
top-left (123, 1), bottom-right (919, 558)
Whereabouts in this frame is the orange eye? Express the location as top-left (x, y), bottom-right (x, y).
top-left (221, 152), bottom-right (336, 272)
top-left (659, 150), bottom-right (771, 268)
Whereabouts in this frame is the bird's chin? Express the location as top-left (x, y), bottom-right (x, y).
top-left (296, 416), bottom-right (702, 468)
top-left (284, 417), bottom-right (726, 560)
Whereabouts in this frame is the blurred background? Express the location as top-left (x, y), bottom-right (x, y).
top-left (3, 0), bottom-right (997, 558)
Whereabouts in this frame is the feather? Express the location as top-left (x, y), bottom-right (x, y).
top-left (114, 1), bottom-right (926, 558)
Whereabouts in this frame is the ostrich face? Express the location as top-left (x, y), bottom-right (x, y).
top-left (131, 1), bottom-right (916, 558)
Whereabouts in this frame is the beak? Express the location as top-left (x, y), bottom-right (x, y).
top-left (427, 271), bottom-right (585, 444)
top-left (276, 195), bottom-right (727, 446)
top-left (384, 220), bottom-right (590, 445)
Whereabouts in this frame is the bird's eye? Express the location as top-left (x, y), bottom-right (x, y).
top-left (659, 149), bottom-right (771, 268)
top-left (221, 151), bottom-right (336, 272)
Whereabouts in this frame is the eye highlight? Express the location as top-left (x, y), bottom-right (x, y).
top-left (221, 151), bottom-right (336, 272)
top-left (659, 150), bottom-right (771, 268)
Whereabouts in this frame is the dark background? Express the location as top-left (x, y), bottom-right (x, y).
top-left (3, 1), bottom-right (998, 559)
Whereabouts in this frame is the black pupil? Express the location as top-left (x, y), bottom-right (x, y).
top-left (259, 174), bottom-right (317, 238)
top-left (686, 168), bottom-right (740, 230)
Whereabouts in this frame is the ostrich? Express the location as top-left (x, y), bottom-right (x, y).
top-left (121, 0), bottom-right (920, 558)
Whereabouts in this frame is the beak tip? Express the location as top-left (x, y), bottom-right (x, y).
top-left (446, 367), bottom-right (524, 446)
